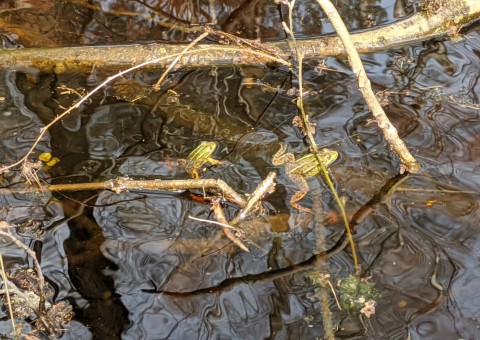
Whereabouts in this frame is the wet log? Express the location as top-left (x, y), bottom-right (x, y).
top-left (0, 0), bottom-right (478, 72)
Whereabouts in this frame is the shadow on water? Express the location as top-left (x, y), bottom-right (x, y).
top-left (0, 0), bottom-right (480, 339)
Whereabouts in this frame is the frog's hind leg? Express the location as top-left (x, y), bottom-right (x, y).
top-left (290, 190), bottom-right (312, 213)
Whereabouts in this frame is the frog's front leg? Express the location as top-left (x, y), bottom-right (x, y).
top-left (272, 143), bottom-right (295, 166)
top-left (206, 157), bottom-right (223, 166)
top-left (289, 176), bottom-right (312, 213)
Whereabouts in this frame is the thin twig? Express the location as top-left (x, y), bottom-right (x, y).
top-left (188, 215), bottom-right (236, 230)
top-left (0, 227), bottom-right (45, 300)
top-left (153, 32), bottom-right (209, 90)
top-left (282, 1), bottom-right (359, 272)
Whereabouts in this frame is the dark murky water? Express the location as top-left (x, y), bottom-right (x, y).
top-left (1, 0), bottom-right (480, 339)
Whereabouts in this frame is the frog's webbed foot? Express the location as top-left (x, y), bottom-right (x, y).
top-left (188, 169), bottom-right (200, 179)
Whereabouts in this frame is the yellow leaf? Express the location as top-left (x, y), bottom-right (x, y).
top-left (38, 152), bottom-right (52, 163)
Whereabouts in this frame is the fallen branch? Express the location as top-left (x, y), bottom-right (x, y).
top-left (1, 39), bottom-right (288, 175)
top-left (0, 1), bottom-right (478, 71)
top-left (1, 177), bottom-right (248, 207)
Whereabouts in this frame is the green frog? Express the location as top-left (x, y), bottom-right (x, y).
top-left (272, 143), bottom-right (338, 213)
top-left (185, 141), bottom-right (222, 178)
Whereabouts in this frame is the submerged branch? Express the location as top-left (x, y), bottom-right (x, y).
top-left (0, 0), bottom-right (478, 71)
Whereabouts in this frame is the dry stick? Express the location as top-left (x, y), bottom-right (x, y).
top-left (315, 0), bottom-right (420, 173)
top-left (0, 45), bottom-right (290, 175)
top-left (1, 177), bottom-right (247, 207)
top-left (230, 172), bottom-right (277, 226)
top-left (4, 173), bottom-right (277, 251)
top-left (188, 215), bottom-right (236, 230)
top-left (0, 253), bottom-right (17, 339)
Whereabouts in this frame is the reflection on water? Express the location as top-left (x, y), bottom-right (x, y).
top-left (0, 0), bottom-right (410, 47)
top-left (1, 2), bottom-right (480, 340)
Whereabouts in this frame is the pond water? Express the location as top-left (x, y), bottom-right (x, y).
top-left (0, 0), bottom-right (480, 339)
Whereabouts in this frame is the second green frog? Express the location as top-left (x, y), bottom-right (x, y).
top-left (272, 143), bottom-right (338, 213)
top-left (186, 141), bottom-right (222, 178)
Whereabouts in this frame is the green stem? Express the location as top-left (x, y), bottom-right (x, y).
top-left (297, 54), bottom-right (359, 273)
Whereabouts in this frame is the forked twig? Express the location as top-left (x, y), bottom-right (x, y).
top-left (153, 32), bottom-right (208, 90)
top-left (0, 224), bottom-right (55, 335)
top-left (211, 202), bottom-right (250, 252)
top-left (230, 172), bottom-right (277, 226)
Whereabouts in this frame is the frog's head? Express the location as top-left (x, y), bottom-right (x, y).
top-left (198, 141), bottom-right (217, 154)
top-left (319, 148), bottom-right (339, 166)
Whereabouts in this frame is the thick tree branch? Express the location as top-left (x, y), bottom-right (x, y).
top-left (0, 0), bottom-right (478, 72)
